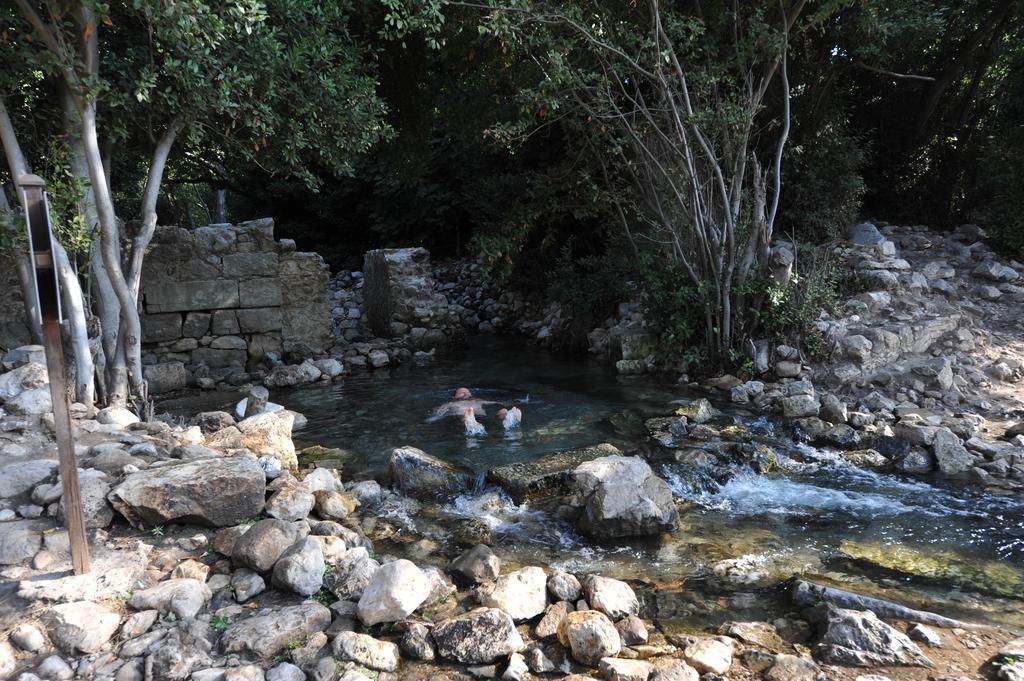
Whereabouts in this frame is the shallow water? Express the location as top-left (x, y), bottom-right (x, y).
top-left (282, 336), bottom-right (683, 473)
top-left (190, 336), bottom-right (1024, 629)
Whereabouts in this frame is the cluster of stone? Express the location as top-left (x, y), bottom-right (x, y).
top-left (138, 219), bottom-right (333, 393)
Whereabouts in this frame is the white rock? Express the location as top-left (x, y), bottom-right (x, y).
top-left (332, 631), bottom-right (400, 672)
top-left (583, 574), bottom-right (639, 621)
top-left (479, 566), bottom-right (548, 621)
top-left (357, 559), bottom-right (431, 625)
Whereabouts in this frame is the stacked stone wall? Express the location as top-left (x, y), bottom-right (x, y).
top-left (140, 218), bottom-right (332, 392)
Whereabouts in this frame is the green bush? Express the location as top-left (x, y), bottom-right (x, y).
top-left (636, 255), bottom-right (707, 366)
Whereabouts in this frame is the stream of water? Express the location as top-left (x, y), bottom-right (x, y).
top-left (184, 336), bottom-right (1024, 630)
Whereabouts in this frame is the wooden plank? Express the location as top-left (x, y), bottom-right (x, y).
top-left (20, 174), bottom-right (91, 575)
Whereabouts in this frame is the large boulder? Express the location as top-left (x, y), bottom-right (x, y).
top-left (570, 455), bottom-right (678, 538)
top-left (431, 608), bottom-right (525, 664)
top-left (0, 459), bottom-right (57, 500)
top-left (108, 457), bottom-right (265, 528)
top-left (219, 603), bottom-right (331, 660)
top-left (357, 558), bottom-right (431, 625)
top-left (388, 446), bottom-right (472, 500)
top-left (43, 601), bottom-right (122, 654)
top-left (815, 607), bottom-right (931, 667)
top-left (488, 443), bottom-right (624, 503)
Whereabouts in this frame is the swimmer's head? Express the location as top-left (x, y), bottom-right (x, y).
top-left (454, 387), bottom-right (472, 399)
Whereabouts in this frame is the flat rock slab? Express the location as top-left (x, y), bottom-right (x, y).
top-left (18, 540), bottom-right (152, 602)
top-left (0, 519), bottom-right (47, 565)
top-left (219, 603), bottom-right (331, 660)
top-left (487, 443), bottom-right (623, 503)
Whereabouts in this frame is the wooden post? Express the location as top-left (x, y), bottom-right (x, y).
top-left (19, 174), bottom-right (91, 575)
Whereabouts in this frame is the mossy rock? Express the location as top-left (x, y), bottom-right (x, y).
top-left (839, 540), bottom-right (1024, 598)
top-left (298, 445), bottom-right (354, 467)
top-left (450, 518), bottom-right (492, 546)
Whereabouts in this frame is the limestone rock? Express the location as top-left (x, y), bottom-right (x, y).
top-left (0, 459), bottom-right (57, 499)
top-left (0, 519), bottom-right (44, 565)
top-left (44, 600), bottom-right (121, 654)
top-left (932, 428), bottom-right (974, 475)
top-left (357, 558), bottom-right (431, 625)
top-left (571, 455), bottom-right (678, 538)
top-left (479, 566), bottom-right (548, 621)
top-left (764, 654), bottom-right (824, 681)
top-left (583, 574), bottom-right (639, 621)
top-left (815, 607), bottom-right (931, 667)
top-left (682, 638), bottom-right (733, 675)
top-left (232, 519), bottom-right (304, 572)
top-left (548, 570), bottom-right (583, 602)
top-left (557, 610), bottom-right (621, 666)
top-left (388, 446), bottom-right (471, 500)
top-left (128, 579), bottom-right (211, 619)
top-left (237, 412), bottom-right (297, 469)
top-left (431, 608), bottom-right (525, 664)
top-left (599, 658), bottom-right (651, 681)
top-left (332, 631), bottom-right (400, 672)
top-left (271, 537), bottom-right (325, 596)
top-left (219, 603), bottom-right (331, 660)
top-left (108, 457), bottom-right (265, 528)
top-left (265, 482), bottom-right (315, 522)
top-left (400, 622), bottom-right (436, 661)
top-left (325, 547), bottom-right (380, 600)
top-left (487, 443), bottom-right (623, 503)
top-left (449, 544), bottom-right (501, 584)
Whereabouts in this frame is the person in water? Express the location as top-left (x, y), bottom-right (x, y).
top-left (430, 387), bottom-right (499, 420)
top-left (496, 406), bottom-right (523, 431)
top-left (462, 407), bottom-right (487, 436)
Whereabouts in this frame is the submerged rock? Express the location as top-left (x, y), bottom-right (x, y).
top-left (815, 607), bottom-right (931, 667)
top-left (488, 443), bottom-right (623, 503)
top-left (571, 455), bottom-right (678, 538)
top-left (388, 446), bottom-right (472, 499)
top-left (838, 540), bottom-right (1024, 598)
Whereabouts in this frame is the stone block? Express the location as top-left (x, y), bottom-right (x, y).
top-left (183, 312), bottom-right (211, 338)
top-left (211, 336), bottom-right (248, 350)
top-left (194, 225), bottom-right (237, 254)
top-left (248, 334), bottom-right (283, 359)
top-left (236, 218), bottom-right (276, 251)
top-left (282, 305), bottom-right (333, 359)
top-left (222, 253), bottom-right (278, 278)
top-left (192, 348), bottom-right (247, 369)
top-left (145, 280), bottom-right (239, 313)
top-left (211, 310), bottom-right (240, 335)
top-left (141, 313), bottom-right (182, 343)
top-left (239, 279), bottom-right (283, 308)
top-left (237, 308), bottom-right (283, 333)
top-left (145, 362), bottom-right (189, 394)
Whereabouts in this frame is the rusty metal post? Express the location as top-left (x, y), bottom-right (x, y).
top-left (19, 174), bottom-right (91, 575)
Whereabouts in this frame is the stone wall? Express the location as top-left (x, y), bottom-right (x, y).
top-left (140, 219), bottom-right (332, 392)
top-left (0, 261), bottom-right (31, 350)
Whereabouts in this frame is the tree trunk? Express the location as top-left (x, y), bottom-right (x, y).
top-left (0, 98), bottom-right (44, 344)
top-left (79, 101), bottom-right (141, 405)
top-left (213, 187), bottom-right (227, 223)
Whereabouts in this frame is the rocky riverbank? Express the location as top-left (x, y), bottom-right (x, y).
top-left (1, 357), bottom-right (1023, 681)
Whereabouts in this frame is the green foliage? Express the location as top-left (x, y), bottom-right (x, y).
top-left (309, 588), bottom-right (334, 606)
top-left (757, 249), bottom-right (841, 351)
top-left (209, 615), bottom-right (230, 631)
top-left (637, 256), bottom-right (707, 366)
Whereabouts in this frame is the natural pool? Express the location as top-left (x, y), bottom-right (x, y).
top-left (183, 336), bottom-right (1024, 630)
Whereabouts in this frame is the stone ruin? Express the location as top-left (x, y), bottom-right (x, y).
top-left (139, 219), bottom-right (332, 392)
top-left (362, 247), bottom-right (457, 346)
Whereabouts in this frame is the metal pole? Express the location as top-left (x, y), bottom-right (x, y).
top-left (19, 173), bottom-right (91, 575)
